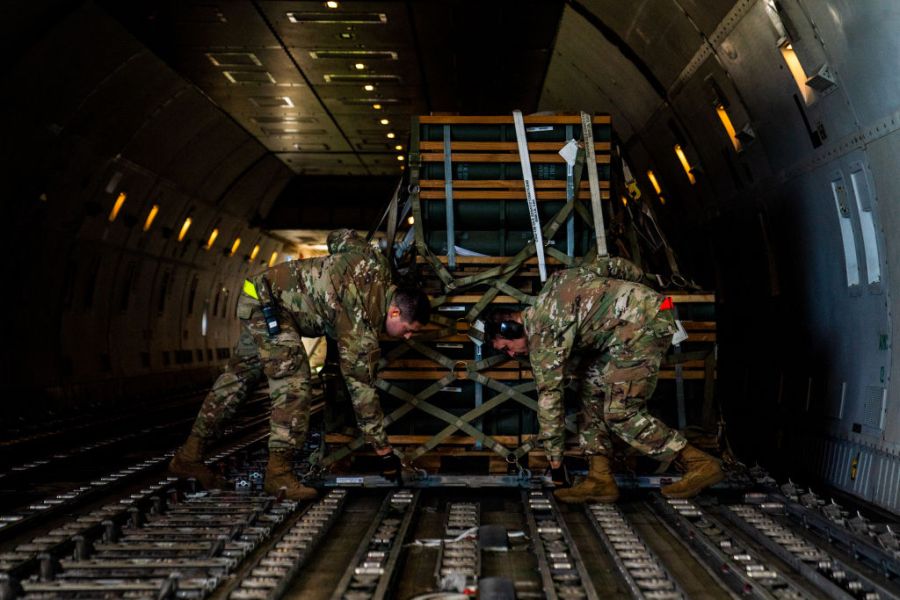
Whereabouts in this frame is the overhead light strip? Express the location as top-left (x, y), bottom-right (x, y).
top-left (310, 50), bottom-right (398, 60)
top-left (224, 71), bottom-right (276, 85)
top-left (323, 74), bottom-right (401, 84)
top-left (286, 12), bottom-right (387, 24)
top-left (206, 52), bottom-right (262, 67)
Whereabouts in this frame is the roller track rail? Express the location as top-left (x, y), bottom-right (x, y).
top-left (524, 489), bottom-right (600, 600)
top-left (329, 489), bottom-right (419, 600)
top-left (19, 489), bottom-right (294, 599)
top-left (720, 502), bottom-right (897, 599)
top-left (778, 494), bottom-right (900, 581)
top-left (0, 414), bottom-right (270, 543)
top-left (648, 494), bottom-right (815, 599)
top-left (434, 502), bottom-right (480, 591)
top-left (585, 502), bottom-right (686, 599)
top-left (227, 489), bottom-right (348, 600)
top-left (0, 433), bottom-right (268, 590)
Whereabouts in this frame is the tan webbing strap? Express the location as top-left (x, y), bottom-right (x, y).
top-left (512, 109), bottom-right (547, 282)
top-left (581, 111), bottom-right (608, 257)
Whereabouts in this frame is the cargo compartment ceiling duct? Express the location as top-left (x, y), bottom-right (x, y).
top-left (101, 1), bottom-right (566, 178)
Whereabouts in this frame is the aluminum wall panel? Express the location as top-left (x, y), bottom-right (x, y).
top-left (796, 1), bottom-right (900, 128)
top-left (574, 0), bottom-right (702, 90)
top-left (713, 2), bottom-right (815, 169)
top-left (813, 436), bottom-right (900, 513)
top-left (540, 5), bottom-right (663, 142)
top-left (860, 132), bottom-right (900, 448)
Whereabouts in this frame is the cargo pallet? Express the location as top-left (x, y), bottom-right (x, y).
top-left (321, 114), bottom-right (718, 474)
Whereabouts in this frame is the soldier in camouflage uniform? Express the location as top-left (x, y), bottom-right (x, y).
top-left (170, 229), bottom-right (431, 500)
top-left (487, 257), bottom-right (723, 503)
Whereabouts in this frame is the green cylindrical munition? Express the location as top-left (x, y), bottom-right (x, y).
top-left (420, 123), bottom-right (612, 143)
top-left (424, 199), bottom-right (572, 230)
top-left (425, 228), bottom-right (590, 256)
top-left (421, 162), bottom-right (611, 181)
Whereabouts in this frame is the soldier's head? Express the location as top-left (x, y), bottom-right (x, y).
top-left (385, 287), bottom-right (431, 339)
top-left (485, 308), bottom-right (528, 358)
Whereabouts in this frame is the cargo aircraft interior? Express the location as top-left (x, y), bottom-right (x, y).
top-left (3, 1), bottom-right (900, 598)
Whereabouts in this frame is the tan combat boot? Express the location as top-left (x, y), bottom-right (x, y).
top-left (263, 451), bottom-right (318, 501)
top-left (169, 434), bottom-right (227, 489)
top-left (660, 444), bottom-right (724, 499)
top-left (554, 455), bottom-right (620, 504)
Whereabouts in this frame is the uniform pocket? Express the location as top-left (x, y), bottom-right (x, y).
top-left (236, 294), bottom-right (257, 320)
top-left (366, 348), bottom-right (382, 380)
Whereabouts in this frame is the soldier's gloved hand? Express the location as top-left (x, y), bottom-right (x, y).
top-left (550, 462), bottom-right (570, 488)
top-left (380, 452), bottom-right (404, 485)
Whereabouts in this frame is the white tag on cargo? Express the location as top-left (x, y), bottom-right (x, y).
top-left (672, 319), bottom-right (689, 345)
top-left (558, 139), bottom-right (579, 167)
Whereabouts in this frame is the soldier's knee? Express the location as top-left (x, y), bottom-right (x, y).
top-left (604, 409), bottom-right (637, 425)
top-left (263, 349), bottom-right (306, 379)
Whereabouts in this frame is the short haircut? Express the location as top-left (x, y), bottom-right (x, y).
top-left (394, 287), bottom-right (431, 325)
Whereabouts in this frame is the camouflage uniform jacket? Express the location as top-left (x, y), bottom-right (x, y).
top-left (522, 258), bottom-right (675, 459)
top-left (247, 229), bottom-right (395, 448)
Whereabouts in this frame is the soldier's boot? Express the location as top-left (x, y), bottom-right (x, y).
top-left (263, 451), bottom-right (318, 501)
top-left (661, 444), bottom-right (724, 499)
top-left (169, 434), bottom-right (227, 489)
top-left (554, 455), bottom-right (619, 504)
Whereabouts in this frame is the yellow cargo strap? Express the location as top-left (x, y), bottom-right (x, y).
top-left (242, 279), bottom-right (259, 300)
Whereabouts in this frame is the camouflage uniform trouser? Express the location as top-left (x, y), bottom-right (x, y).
top-left (576, 319), bottom-right (687, 461)
top-left (191, 294), bottom-right (312, 452)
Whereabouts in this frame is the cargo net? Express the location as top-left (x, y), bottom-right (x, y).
top-left (320, 114), bottom-right (720, 474)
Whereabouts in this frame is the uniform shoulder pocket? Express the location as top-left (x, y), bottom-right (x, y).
top-left (236, 295), bottom-right (256, 320)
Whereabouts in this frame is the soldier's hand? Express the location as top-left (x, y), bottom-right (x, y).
top-left (380, 452), bottom-right (404, 485)
top-left (549, 462), bottom-right (570, 488)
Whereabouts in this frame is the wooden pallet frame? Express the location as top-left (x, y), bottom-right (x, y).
top-left (318, 114), bottom-right (717, 471)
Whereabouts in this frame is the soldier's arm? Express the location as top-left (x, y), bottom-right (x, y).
top-left (334, 311), bottom-right (390, 450)
top-left (528, 324), bottom-right (575, 463)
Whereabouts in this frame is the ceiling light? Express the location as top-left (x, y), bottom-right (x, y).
top-left (178, 217), bottom-right (192, 242)
top-left (143, 205), bottom-right (159, 232)
top-left (206, 228), bottom-right (219, 250)
top-left (326, 1), bottom-right (339, 8)
top-left (312, 50), bottom-right (397, 60)
top-left (251, 116), bottom-right (317, 124)
top-left (206, 52), bottom-right (262, 67)
top-left (647, 170), bottom-right (662, 195)
top-left (372, 103), bottom-right (382, 110)
top-left (354, 62), bottom-right (366, 70)
top-left (287, 12), bottom-right (387, 24)
top-left (674, 144), bottom-right (696, 185)
top-left (386, 132), bottom-right (395, 139)
top-left (379, 118), bottom-right (389, 125)
top-left (108, 192), bottom-right (127, 223)
top-left (396, 155), bottom-right (404, 161)
top-left (407, 216), bottom-right (414, 225)
top-left (223, 71), bottom-right (276, 84)
top-left (323, 73), bottom-right (400, 84)
top-left (394, 144), bottom-right (402, 151)
top-left (229, 238), bottom-right (241, 257)
top-left (249, 244), bottom-right (260, 261)
top-left (249, 96), bottom-right (294, 108)
top-left (268, 251), bottom-right (279, 267)
top-left (364, 84), bottom-right (375, 91)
